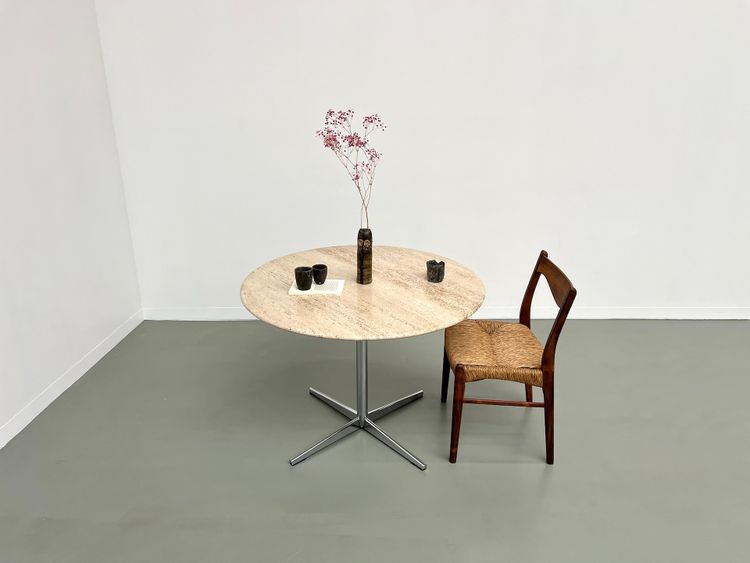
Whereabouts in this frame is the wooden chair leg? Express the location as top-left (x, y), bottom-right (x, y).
top-left (449, 367), bottom-right (466, 463)
top-left (525, 384), bottom-right (533, 402)
top-left (441, 348), bottom-right (450, 403)
top-left (543, 383), bottom-right (554, 464)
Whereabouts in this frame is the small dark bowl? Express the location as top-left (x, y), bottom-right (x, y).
top-left (294, 266), bottom-right (313, 291)
top-left (312, 264), bottom-right (328, 285)
top-left (426, 260), bottom-right (445, 283)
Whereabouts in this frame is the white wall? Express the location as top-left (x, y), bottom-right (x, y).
top-left (96, 0), bottom-right (750, 319)
top-left (0, 0), bottom-right (142, 448)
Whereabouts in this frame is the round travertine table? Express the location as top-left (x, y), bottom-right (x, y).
top-left (241, 245), bottom-right (485, 470)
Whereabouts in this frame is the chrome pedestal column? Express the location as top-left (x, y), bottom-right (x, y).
top-left (289, 341), bottom-right (426, 470)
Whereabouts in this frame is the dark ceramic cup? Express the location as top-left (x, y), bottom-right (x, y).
top-left (426, 260), bottom-right (445, 283)
top-left (294, 266), bottom-right (313, 291)
top-left (312, 264), bottom-right (328, 285)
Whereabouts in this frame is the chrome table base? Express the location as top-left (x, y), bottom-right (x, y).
top-left (289, 341), bottom-right (426, 470)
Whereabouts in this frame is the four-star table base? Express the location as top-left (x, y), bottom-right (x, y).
top-left (289, 341), bottom-right (427, 470)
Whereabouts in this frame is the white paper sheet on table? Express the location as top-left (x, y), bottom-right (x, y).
top-left (288, 279), bottom-right (345, 296)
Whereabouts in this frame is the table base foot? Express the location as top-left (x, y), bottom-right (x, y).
top-left (367, 390), bottom-right (424, 421)
top-left (310, 387), bottom-right (424, 422)
top-left (289, 418), bottom-right (359, 466)
top-left (309, 387), bottom-right (356, 418)
top-left (291, 388), bottom-right (426, 470)
top-left (364, 418), bottom-right (427, 470)
top-left (290, 341), bottom-right (426, 470)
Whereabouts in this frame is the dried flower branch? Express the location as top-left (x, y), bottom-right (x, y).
top-left (316, 109), bottom-right (386, 228)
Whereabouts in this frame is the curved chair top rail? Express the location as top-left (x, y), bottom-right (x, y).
top-left (519, 250), bottom-right (577, 377)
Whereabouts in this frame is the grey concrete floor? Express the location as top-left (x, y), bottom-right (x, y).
top-left (0, 320), bottom-right (748, 562)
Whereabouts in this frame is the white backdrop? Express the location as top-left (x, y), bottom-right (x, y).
top-left (95, 0), bottom-right (750, 319)
top-left (0, 0), bottom-right (141, 447)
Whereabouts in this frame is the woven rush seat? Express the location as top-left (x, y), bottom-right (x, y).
top-left (444, 320), bottom-right (543, 387)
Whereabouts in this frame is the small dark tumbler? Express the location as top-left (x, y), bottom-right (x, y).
top-left (426, 260), bottom-right (445, 283)
top-left (312, 264), bottom-right (328, 285)
top-left (294, 266), bottom-right (313, 291)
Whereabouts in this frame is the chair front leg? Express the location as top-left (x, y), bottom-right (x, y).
top-left (441, 348), bottom-right (450, 403)
top-left (449, 366), bottom-right (466, 463)
top-left (543, 381), bottom-right (554, 464)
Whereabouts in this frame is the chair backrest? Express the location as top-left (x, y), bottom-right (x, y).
top-left (519, 250), bottom-right (577, 377)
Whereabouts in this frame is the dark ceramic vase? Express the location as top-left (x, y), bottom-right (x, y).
top-left (357, 228), bottom-right (372, 285)
top-left (426, 260), bottom-right (445, 283)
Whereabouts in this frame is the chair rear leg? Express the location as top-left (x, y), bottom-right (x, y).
top-left (441, 348), bottom-right (450, 403)
top-left (525, 384), bottom-right (533, 402)
top-left (543, 383), bottom-right (554, 464)
top-left (449, 367), bottom-right (466, 463)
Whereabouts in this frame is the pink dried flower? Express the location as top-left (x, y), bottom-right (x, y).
top-left (362, 114), bottom-right (386, 131)
top-left (344, 132), bottom-right (367, 148)
top-left (316, 127), bottom-right (341, 150)
top-left (316, 109), bottom-right (386, 228)
top-left (365, 147), bottom-right (380, 162)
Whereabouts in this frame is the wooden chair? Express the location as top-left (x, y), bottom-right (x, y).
top-left (441, 250), bottom-right (576, 464)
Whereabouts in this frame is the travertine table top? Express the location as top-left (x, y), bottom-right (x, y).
top-left (240, 246), bottom-right (485, 341)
